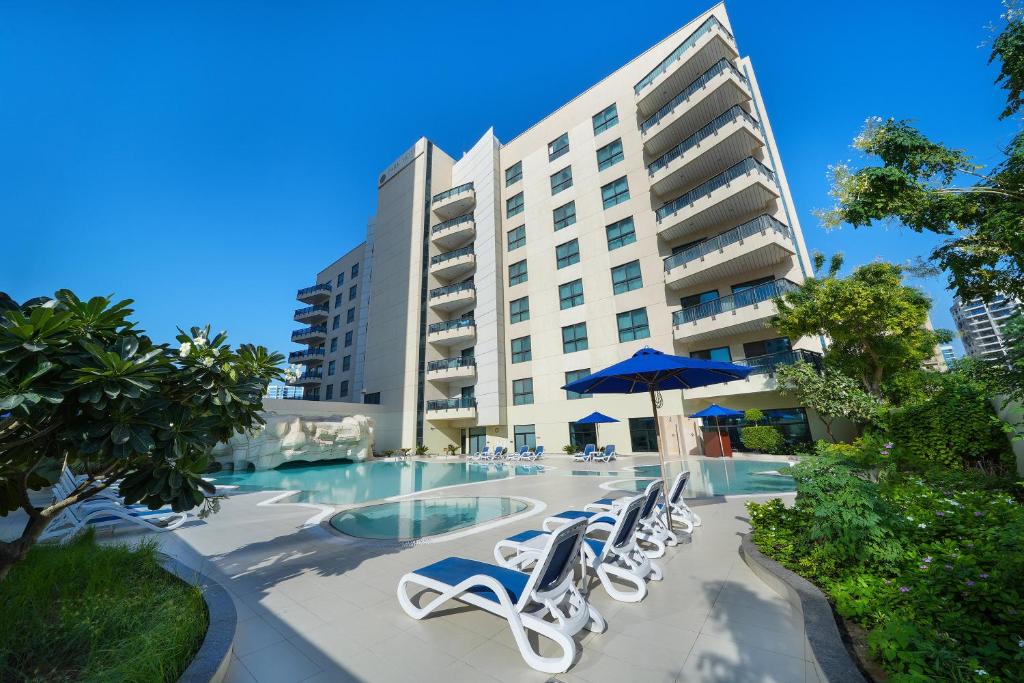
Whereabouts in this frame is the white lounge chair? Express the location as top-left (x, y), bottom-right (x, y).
top-left (585, 479), bottom-right (672, 557)
top-left (656, 471), bottom-right (701, 536)
top-left (486, 445), bottom-right (506, 461)
top-left (572, 444), bottom-right (596, 462)
top-left (397, 518), bottom-right (600, 674)
top-left (525, 445), bottom-right (544, 461)
top-left (470, 446), bottom-right (490, 461)
top-left (40, 495), bottom-right (188, 541)
top-left (592, 445), bottom-right (616, 462)
top-left (508, 445), bottom-right (530, 461)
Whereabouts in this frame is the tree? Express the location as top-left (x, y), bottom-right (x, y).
top-left (0, 290), bottom-right (283, 580)
top-left (816, 6), bottom-right (1024, 304)
top-left (775, 361), bottom-right (881, 441)
top-left (773, 257), bottom-right (950, 398)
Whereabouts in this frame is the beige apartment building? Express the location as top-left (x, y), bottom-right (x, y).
top-left (289, 3), bottom-right (832, 454)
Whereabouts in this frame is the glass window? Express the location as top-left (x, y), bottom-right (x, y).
top-left (325, 384), bottom-right (333, 400)
top-left (606, 217), bottom-right (636, 251)
top-left (349, 285), bottom-right (357, 300)
top-left (364, 392), bottom-right (380, 404)
top-left (342, 355), bottom-right (351, 371)
top-left (330, 337), bottom-right (338, 352)
top-left (562, 322), bottom-right (588, 353)
top-left (553, 201), bottom-right (576, 230)
top-left (592, 103), bottom-right (618, 134)
top-left (512, 378), bottom-right (534, 405)
top-left (565, 369), bottom-right (592, 400)
top-left (743, 337), bottom-right (791, 358)
top-left (611, 260), bottom-right (643, 294)
top-left (337, 272), bottom-right (345, 286)
top-left (596, 139), bottom-right (624, 171)
top-left (344, 330), bottom-right (353, 347)
top-left (559, 279), bottom-right (584, 310)
top-left (508, 259), bottom-right (528, 286)
top-left (510, 296), bottom-right (530, 323)
top-left (690, 346), bottom-right (733, 362)
top-left (731, 276), bottom-right (775, 293)
top-left (514, 424), bottom-right (536, 449)
top-left (550, 166), bottom-right (573, 194)
top-left (681, 289), bottom-right (720, 308)
top-left (351, 263), bottom-right (359, 278)
top-left (506, 192), bottom-right (524, 218)
top-left (328, 360), bottom-right (336, 376)
top-left (332, 315), bottom-right (340, 330)
top-left (339, 380), bottom-right (349, 397)
top-left (511, 336), bottom-right (532, 364)
top-left (556, 239), bottom-right (580, 269)
top-left (548, 132), bottom-right (569, 161)
top-left (617, 308), bottom-right (650, 342)
top-left (334, 293), bottom-right (342, 308)
top-left (505, 161), bottom-right (522, 186)
top-left (507, 225), bottom-right (526, 251)
top-left (629, 417), bottom-right (658, 452)
top-left (569, 421), bottom-right (598, 449)
top-left (717, 408), bottom-right (811, 449)
top-left (346, 307), bottom-right (355, 323)
top-left (601, 176), bottom-right (630, 209)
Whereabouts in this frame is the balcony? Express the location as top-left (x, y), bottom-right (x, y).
top-left (293, 304), bottom-right (329, 324)
top-left (288, 348), bottom-right (326, 365)
top-left (431, 183), bottom-right (476, 220)
top-left (430, 213), bottom-right (476, 250)
top-left (683, 349), bottom-right (823, 398)
top-left (663, 215), bottom-right (795, 290)
top-left (427, 318), bottom-right (476, 346)
top-left (296, 283), bottom-right (331, 304)
top-left (426, 357), bottom-right (477, 383)
top-left (290, 369), bottom-right (323, 386)
top-left (291, 325), bottom-right (327, 344)
top-left (634, 15), bottom-right (739, 117)
top-left (425, 397), bottom-right (477, 421)
top-left (672, 278), bottom-right (798, 343)
top-left (429, 279), bottom-right (475, 312)
top-left (655, 157), bottom-right (780, 242)
top-left (640, 59), bottom-right (752, 156)
top-left (647, 105), bottom-right (763, 198)
top-left (429, 245), bottom-right (475, 280)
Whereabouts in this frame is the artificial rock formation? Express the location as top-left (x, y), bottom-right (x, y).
top-left (211, 413), bottom-right (375, 470)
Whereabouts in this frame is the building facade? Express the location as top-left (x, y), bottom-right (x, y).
top-left (939, 344), bottom-right (957, 368)
top-left (290, 3), bottom-right (834, 453)
top-left (951, 294), bottom-right (1020, 363)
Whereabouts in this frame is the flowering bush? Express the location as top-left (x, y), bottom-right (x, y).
top-left (748, 455), bottom-right (1024, 681)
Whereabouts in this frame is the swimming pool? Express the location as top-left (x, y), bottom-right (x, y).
top-left (330, 496), bottom-right (530, 541)
top-left (629, 458), bottom-right (795, 497)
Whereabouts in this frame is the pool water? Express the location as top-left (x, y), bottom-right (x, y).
top-left (631, 459), bottom-right (795, 496)
top-left (331, 496), bottom-right (529, 540)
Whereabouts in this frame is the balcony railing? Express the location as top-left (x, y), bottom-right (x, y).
top-left (641, 59), bottom-right (747, 134)
top-left (294, 304), bottom-right (329, 317)
top-left (429, 279), bottom-right (474, 299)
top-left (426, 397), bottom-right (477, 411)
top-left (655, 157), bottom-right (774, 223)
top-left (431, 182), bottom-right (474, 204)
top-left (297, 283), bottom-right (331, 298)
top-left (292, 369), bottom-right (323, 383)
top-left (663, 215), bottom-right (788, 271)
top-left (427, 357), bottom-right (476, 372)
top-left (672, 278), bottom-right (798, 325)
top-left (428, 318), bottom-right (476, 334)
top-left (431, 213), bottom-right (474, 234)
top-left (735, 349), bottom-right (823, 376)
top-left (430, 245), bottom-right (474, 266)
top-left (648, 105), bottom-right (759, 176)
top-left (291, 325), bottom-right (327, 340)
top-left (288, 348), bottom-right (325, 362)
top-left (635, 15), bottom-right (734, 96)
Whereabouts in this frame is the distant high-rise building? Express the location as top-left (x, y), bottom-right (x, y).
top-left (265, 384), bottom-right (304, 400)
top-left (939, 344), bottom-right (956, 368)
top-left (950, 294), bottom-right (1019, 362)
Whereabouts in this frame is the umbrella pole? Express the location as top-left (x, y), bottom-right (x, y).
top-left (649, 385), bottom-right (674, 534)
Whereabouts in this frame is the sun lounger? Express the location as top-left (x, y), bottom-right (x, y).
top-left (592, 445), bottom-right (616, 462)
top-left (572, 444), bottom-right (596, 462)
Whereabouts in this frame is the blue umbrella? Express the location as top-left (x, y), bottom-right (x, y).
top-left (562, 347), bottom-right (751, 531)
top-left (574, 411), bottom-right (619, 448)
top-left (688, 404), bottom-right (744, 456)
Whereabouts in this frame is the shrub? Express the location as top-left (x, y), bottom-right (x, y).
top-left (740, 425), bottom-right (784, 453)
top-left (562, 444), bottom-right (578, 454)
top-left (415, 444), bottom-right (429, 456)
top-left (444, 444), bottom-right (459, 456)
top-left (744, 408), bottom-right (765, 423)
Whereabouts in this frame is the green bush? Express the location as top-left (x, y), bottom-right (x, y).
top-left (744, 408), bottom-right (765, 423)
top-left (739, 425), bottom-right (784, 453)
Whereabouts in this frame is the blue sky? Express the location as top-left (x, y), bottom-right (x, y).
top-left (1, 0), bottom-right (1015, 356)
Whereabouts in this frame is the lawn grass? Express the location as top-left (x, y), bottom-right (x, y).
top-left (0, 531), bottom-right (207, 682)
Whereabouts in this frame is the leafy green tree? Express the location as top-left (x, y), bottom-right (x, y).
top-left (773, 257), bottom-right (950, 398)
top-left (816, 7), bottom-right (1024, 303)
top-left (0, 290), bottom-right (283, 580)
top-left (776, 361), bottom-right (881, 441)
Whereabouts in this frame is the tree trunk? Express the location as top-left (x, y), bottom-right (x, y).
top-left (824, 419), bottom-right (837, 443)
top-left (0, 512), bottom-right (53, 582)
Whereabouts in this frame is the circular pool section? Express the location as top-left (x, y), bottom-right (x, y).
top-left (330, 496), bottom-right (530, 541)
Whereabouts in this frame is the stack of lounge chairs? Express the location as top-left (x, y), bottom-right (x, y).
top-left (469, 444), bottom-right (546, 462)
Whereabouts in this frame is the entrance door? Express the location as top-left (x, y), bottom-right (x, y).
top-left (467, 427), bottom-right (486, 454)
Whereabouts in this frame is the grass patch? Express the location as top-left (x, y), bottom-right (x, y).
top-left (0, 531), bottom-right (207, 682)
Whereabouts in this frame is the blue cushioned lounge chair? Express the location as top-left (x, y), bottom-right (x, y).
top-left (572, 444), bottom-right (596, 462)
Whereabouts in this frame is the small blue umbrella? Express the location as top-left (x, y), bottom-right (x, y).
top-left (688, 404), bottom-right (744, 455)
top-left (575, 411), bottom-right (619, 448)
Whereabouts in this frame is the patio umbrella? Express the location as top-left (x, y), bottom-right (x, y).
top-left (561, 347), bottom-right (751, 532)
top-left (688, 404), bottom-right (744, 457)
top-left (574, 411), bottom-right (619, 450)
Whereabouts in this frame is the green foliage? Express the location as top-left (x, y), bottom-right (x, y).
top-left (444, 444), bottom-right (459, 456)
top-left (743, 408), bottom-right (764, 423)
top-left (739, 425), bottom-right (784, 454)
top-left (776, 361), bottom-right (881, 439)
top-left (0, 531), bottom-right (206, 682)
top-left (415, 444), bottom-right (429, 456)
top-left (562, 444), bottom-right (579, 454)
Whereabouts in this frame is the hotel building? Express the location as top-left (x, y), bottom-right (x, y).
top-left (951, 294), bottom-right (1020, 363)
top-left (289, 3), bottom-right (834, 453)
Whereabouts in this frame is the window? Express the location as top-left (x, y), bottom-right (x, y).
top-left (513, 424), bottom-right (536, 449)
top-left (339, 380), bottom-right (349, 397)
top-left (617, 308), bottom-right (650, 342)
top-left (562, 322), bottom-right (588, 353)
top-left (351, 263), bottom-right (359, 278)
top-left (596, 139), bottom-right (624, 171)
top-left (332, 315), bottom-right (340, 330)
top-left (593, 103), bottom-right (618, 134)
top-left (731, 276), bottom-right (775, 294)
top-left (337, 272), bottom-right (345, 287)
top-left (743, 337), bottom-right (791, 358)
top-left (558, 279), bottom-right (584, 310)
top-left (512, 378), bottom-right (534, 405)
top-left (565, 369), bottom-right (592, 400)
top-left (364, 392), bottom-right (380, 404)
top-left (325, 384), bottom-right (334, 400)
top-left (681, 289), bottom-right (720, 309)
top-left (507, 225), bottom-right (526, 251)
top-left (505, 161), bottom-right (522, 187)
top-left (629, 417), bottom-right (658, 452)
top-left (690, 346), bottom-right (733, 362)
top-left (510, 296), bottom-right (530, 323)
top-left (511, 336), bottom-right (532, 364)
top-left (550, 166), bottom-right (573, 194)
top-left (349, 285), bottom-right (357, 301)
top-left (601, 176), bottom-right (630, 209)
top-left (548, 132), bottom-right (569, 161)
top-left (611, 260), bottom-right (643, 294)
top-left (334, 293), bottom-right (342, 308)
top-left (508, 259), bottom-right (528, 286)
top-left (344, 331), bottom-right (353, 347)
top-left (553, 201), bottom-right (576, 230)
top-left (569, 422), bottom-right (597, 449)
top-left (342, 355), bottom-right (351, 371)
top-left (347, 307), bottom-right (355, 323)
top-left (716, 408), bottom-right (811, 449)
top-left (330, 337), bottom-right (338, 352)
top-left (506, 192), bottom-right (524, 218)
top-left (328, 360), bottom-right (336, 376)
top-left (606, 217), bottom-right (636, 251)
top-left (556, 239), bottom-right (580, 269)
